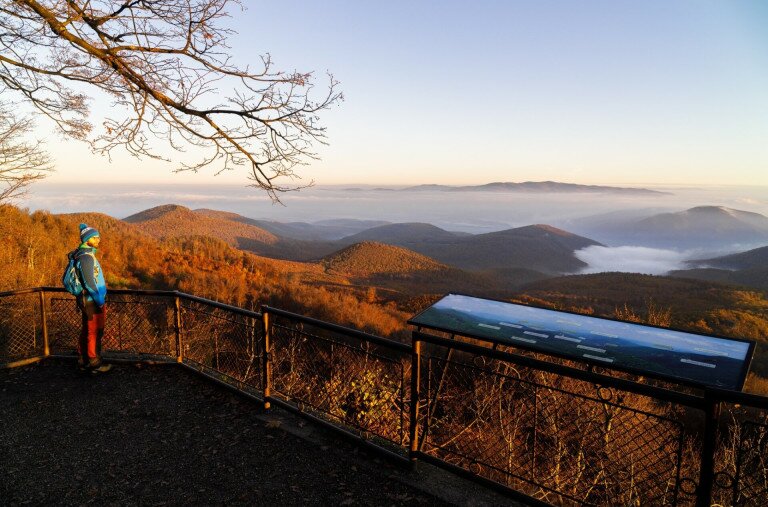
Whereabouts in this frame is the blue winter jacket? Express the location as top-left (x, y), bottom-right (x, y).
top-left (74, 247), bottom-right (107, 307)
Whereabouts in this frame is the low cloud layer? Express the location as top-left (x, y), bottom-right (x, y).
top-left (574, 246), bottom-right (691, 275)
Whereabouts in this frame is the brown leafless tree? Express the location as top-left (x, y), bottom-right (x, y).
top-left (0, 102), bottom-right (51, 202)
top-left (0, 1), bottom-right (342, 200)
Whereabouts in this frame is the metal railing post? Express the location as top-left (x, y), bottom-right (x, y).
top-left (174, 296), bottom-right (183, 363)
top-left (262, 308), bottom-right (272, 410)
top-left (697, 393), bottom-right (721, 507)
top-left (419, 340), bottom-right (454, 452)
top-left (38, 289), bottom-right (49, 357)
top-left (409, 336), bottom-right (422, 465)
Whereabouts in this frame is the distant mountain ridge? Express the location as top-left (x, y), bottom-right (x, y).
top-left (628, 206), bottom-right (768, 249)
top-left (339, 222), bottom-right (602, 274)
top-left (569, 205), bottom-right (768, 249)
top-left (122, 204), bottom-right (603, 275)
top-left (671, 244), bottom-right (768, 291)
top-left (692, 245), bottom-right (768, 270)
top-left (427, 224), bottom-right (602, 273)
top-left (339, 222), bottom-right (461, 244)
top-left (401, 181), bottom-right (669, 195)
top-left (195, 209), bottom-right (388, 241)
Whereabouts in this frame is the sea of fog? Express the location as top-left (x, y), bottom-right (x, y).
top-left (20, 182), bottom-right (768, 276)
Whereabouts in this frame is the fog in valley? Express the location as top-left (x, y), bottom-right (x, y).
top-left (23, 182), bottom-right (768, 276)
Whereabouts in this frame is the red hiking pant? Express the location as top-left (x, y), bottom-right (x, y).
top-left (78, 298), bottom-right (106, 367)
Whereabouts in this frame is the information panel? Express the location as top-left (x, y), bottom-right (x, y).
top-left (409, 294), bottom-right (755, 391)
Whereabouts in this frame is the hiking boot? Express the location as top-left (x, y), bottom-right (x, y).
top-left (90, 363), bottom-right (112, 375)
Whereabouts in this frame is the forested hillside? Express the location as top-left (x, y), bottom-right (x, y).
top-left (124, 204), bottom-right (279, 245)
top-left (128, 204), bottom-right (342, 262)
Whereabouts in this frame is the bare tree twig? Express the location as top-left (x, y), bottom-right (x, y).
top-left (0, 101), bottom-right (51, 202)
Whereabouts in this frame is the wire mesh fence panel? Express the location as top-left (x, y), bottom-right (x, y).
top-left (270, 315), bottom-right (410, 449)
top-left (180, 299), bottom-right (263, 391)
top-left (48, 296), bottom-right (79, 354)
top-left (48, 294), bottom-right (174, 358)
top-left (734, 419), bottom-right (768, 505)
top-left (420, 349), bottom-right (687, 506)
top-left (0, 293), bottom-right (41, 363)
top-left (103, 294), bottom-right (174, 356)
top-left (709, 404), bottom-right (768, 506)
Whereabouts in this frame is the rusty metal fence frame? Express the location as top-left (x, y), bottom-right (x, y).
top-left (2, 287), bottom-right (768, 506)
top-left (262, 306), bottom-right (412, 459)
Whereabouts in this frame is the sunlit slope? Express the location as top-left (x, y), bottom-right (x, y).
top-left (320, 241), bottom-right (517, 296)
top-left (125, 204), bottom-right (345, 261)
top-left (322, 241), bottom-right (451, 277)
top-left (125, 204), bottom-right (279, 246)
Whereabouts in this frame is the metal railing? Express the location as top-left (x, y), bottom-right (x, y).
top-left (2, 287), bottom-right (768, 506)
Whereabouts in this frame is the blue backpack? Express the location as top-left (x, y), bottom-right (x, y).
top-left (62, 252), bottom-right (85, 296)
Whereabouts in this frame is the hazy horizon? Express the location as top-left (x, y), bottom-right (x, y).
top-left (22, 181), bottom-right (768, 224)
top-left (30, 1), bottom-right (768, 189)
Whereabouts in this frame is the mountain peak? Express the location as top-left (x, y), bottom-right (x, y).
top-left (524, 224), bottom-right (579, 237)
top-left (339, 222), bottom-right (458, 245)
top-left (322, 241), bottom-right (449, 276)
top-left (122, 204), bottom-right (278, 245)
top-left (684, 205), bottom-right (767, 220)
top-left (688, 206), bottom-right (730, 214)
top-left (124, 204), bottom-right (192, 222)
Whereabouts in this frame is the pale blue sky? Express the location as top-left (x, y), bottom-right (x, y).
top-left (45, 0), bottom-right (768, 186)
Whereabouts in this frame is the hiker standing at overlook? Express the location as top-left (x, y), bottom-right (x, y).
top-left (68, 223), bottom-right (111, 374)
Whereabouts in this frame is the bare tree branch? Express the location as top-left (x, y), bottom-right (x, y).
top-left (0, 1), bottom-right (343, 201)
top-left (0, 101), bottom-right (51, 202)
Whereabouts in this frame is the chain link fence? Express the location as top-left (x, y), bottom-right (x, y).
top-left (417, 341), bottom-right (686, 506)
top-left (268, 308), bottom-right (411, 453)
top-left (0, 291), bottom-right (42, 364)
top-left (47, 292), bottom-right (175, 358)
top-left (708, 402), bottom-right (768, 506)
top-left (180, 297), bottom-right (263, 392)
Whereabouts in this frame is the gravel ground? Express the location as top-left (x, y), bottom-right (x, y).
top-left (1, 359), bottom-right (521, 506)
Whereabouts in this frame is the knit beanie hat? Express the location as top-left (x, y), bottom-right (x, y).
top-left (79, 223), bottom-right (100, 243)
